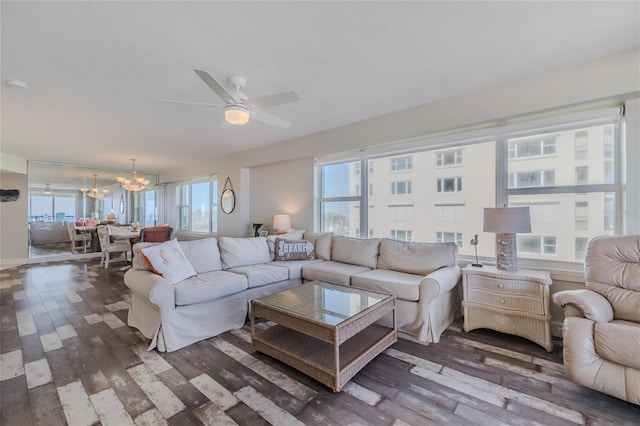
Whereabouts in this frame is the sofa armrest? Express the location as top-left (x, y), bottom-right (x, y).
top-left (419, 265), bottom-right (461, 303)
top-left (553, 289), bottom-right (613, 322)
top-left (124, 269), bottom-right (176, 312)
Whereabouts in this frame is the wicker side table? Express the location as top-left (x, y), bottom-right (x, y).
top-left (462, 265), bottom-right (553, 351)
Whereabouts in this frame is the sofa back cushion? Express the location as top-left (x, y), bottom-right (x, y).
top-left (219, 236), bottom-right (272, 269)
top-left (332, 236), bottom-right (380, 268)
top-left (377, 238), bottom-right (458, 276)
top-left (585, 234), bottom-right (640, 322)
top-left (303, 232), bottom-right (333, 260)
top-left (178, 237), bottom-right (222, 273)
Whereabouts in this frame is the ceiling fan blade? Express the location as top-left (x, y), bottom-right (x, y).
top-left (250, 111), bottom-right (292, 128)
top-left (193, 69), bottom-right (236, 104)
top-left (160, 99), bottom-right (225, 108)
top-left (249, 91), bottom-right (299, 111)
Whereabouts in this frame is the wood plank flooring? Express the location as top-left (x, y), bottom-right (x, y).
top-left (1, 258), bottom-right (639, 425)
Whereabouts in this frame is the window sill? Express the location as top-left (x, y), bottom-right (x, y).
top-left (459, 255), bottom-right (585, 283)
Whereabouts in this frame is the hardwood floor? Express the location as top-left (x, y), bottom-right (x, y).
top-left (1, 258), bottom-right (638, 425)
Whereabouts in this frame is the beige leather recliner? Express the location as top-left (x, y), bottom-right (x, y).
top-left (553, 235), bottom-right (640, 405)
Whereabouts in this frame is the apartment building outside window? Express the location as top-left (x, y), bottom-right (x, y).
top-left (437, 177), bottom-right (462, 193)
top-left (391, 180), bottom-right (412, 195)
top-left (437, 231), bottom-right (463, 247)
top-left (391, 156), bottom-right (412, 172)
top-left (575, 166), bottom-right (588, 185)
top-left (436, 149), bottom-right (463, 166)
top-left (177, 176), bottom-right (218, 233)
top-left (518, 236), bottom-right (557, 255)
top-left (508, 135), bottom-right (557, 159)
top-left (318, 107), bottom-right (623, 265)
top-left (575, 130), bottom-right (588, 160)
top-left (391, 230), bottom-right (412, 242)
top-left (508, 170), bottom-right (555, 188)
top-left (434, 204), bottom-right (464, 223)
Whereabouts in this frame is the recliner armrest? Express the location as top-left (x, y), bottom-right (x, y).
top-left (419, 265), bottom-right (461, 303)
top-left (553, 289), bottom-right (614, 322)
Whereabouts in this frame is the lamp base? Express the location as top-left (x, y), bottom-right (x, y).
top-left (495, 233), bottom-right (519, 271)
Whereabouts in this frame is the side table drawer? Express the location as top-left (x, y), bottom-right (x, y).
top-left (467, 288), bottom-right (545, 315)
top-left (466, 275), bottom-right (542, 297)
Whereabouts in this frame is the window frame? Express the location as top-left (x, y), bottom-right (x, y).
top-left (176, 175), bottom-right (218, 234)
top-left (318, 106), bottom-right (625, 271)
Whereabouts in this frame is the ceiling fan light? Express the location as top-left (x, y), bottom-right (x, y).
top-left (225, 105), bottom-right (250, 125)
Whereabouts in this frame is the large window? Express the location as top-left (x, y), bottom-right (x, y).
top-left (318, 108), bottom-right (622, 266)
top-left (177, 176), bottom-right (218, 233)
top-left (29, 193), bottom-right (76, 222)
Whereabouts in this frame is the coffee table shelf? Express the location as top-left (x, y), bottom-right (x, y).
top-left (250, 281), bottom-right (397, 392)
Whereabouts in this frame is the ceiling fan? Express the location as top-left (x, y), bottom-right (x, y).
top-left (164, 69), bottom-right (299, 128)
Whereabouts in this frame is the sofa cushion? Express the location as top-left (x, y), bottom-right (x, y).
top-left (271, 259), bottom-right (324, 280)
top-left (173, 271), bottom-right (248, 306)
top-left (140, 239), bottom-right (197, 285)
top-left (227, 263), bottom-right (289, 288)
top-left (378, 238), bottom-right (458, 276)
top-left (302, 260), bottom-right (371, 286)
top-left (275, 238), bottom-right (315, 261)
top-left (332, 236), bottom-right (380, 268)
top-left (178, 237), bottom-right (222, 273)
top-left (303, 232), bottom-right (333, 260)
top-left (219, 237), bottom-right (271, 269)
top-left (594, 320), bottom-right (640, 370)
top-left (351, 269), bottom-right (422, 302)
top-left (267, 230), bottom-right (305, 260)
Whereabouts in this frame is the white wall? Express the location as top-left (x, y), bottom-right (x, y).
top-left (249, 158), bottom-right (315, 234)
top-left (0, 172), bottom-right (29, 269)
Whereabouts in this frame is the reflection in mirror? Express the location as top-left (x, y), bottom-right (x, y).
top-left (27, 160), bottom-right (158, 259)
top-left (220, 189), bottom-right (236, 214)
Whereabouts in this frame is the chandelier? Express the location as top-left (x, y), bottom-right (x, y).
top-left (117, 159), bottom-right (150, 192)
top-left (43, 184), bottom-right (52, 195)
top-left (83, 174), bottom-right (109, 199)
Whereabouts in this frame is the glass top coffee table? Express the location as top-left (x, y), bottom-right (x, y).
top-left (250, 281), bottom-right (397, 392)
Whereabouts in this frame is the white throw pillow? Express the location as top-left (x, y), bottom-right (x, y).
top-left (140, 238), bottom-right (197, 285)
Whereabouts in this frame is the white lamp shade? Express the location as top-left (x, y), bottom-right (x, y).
top-left (225, 106), bottom-right (250, 125)
top-left (483, 207), bottom-right (531, 234)
top-left (273, 214), bottom-right (291, 230)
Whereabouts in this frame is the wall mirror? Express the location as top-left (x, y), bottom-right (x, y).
top-left (27, 160), bottom-right (158, 259)
top-left (220, 177), bottom-right (235, 214)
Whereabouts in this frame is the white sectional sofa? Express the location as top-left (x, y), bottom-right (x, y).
top-left (124, 231), bottom-right (461, 352)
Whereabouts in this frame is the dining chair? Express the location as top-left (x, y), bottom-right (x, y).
top-left (96, 225), bottom-right (131, 268)
top-left (66, 222), bottom-right (91, 254)
top-left (139, 225), bottom-right (173, 243)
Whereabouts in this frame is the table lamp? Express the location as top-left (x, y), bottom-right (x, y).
top-left (273, 214), bottom-right (291, 235)
top-left (483, 207), bottom-right (531, 271)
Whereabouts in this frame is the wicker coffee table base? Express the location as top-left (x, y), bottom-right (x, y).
top-left (251, 285), bottom-right (397, 392)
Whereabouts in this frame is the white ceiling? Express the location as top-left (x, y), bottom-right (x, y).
top-left (2, 1), bottom-right (639, 175)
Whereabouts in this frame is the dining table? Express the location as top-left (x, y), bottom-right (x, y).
top-left (109, 226), bottom-right (141, 263)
